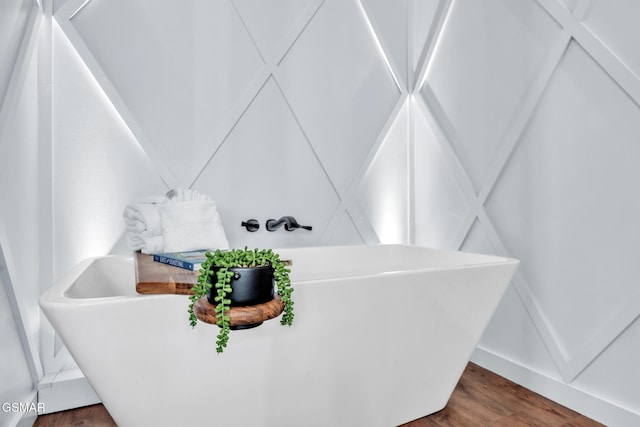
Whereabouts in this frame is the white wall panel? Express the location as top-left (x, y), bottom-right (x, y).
top-left (424, 0), bottom-right (561, 192)
top-left (0, 1), bottom-right (42, 425)
top-left (277, 0), bottom-right (401, 193)
top-left (413, 98), bottom-right (469, 249)
top-left (52, 24), bottom-right (167, 277)
top-left (0, 34), bottom-right (41, 375)
top-left (572, 318), bottom-right (640, 416)
top-left (193, 77), bottom-right (340, 249)
top-left (582, 0), bottom-right (640, 78)
top-left (486, 40), bottom-right (640, 366)
top-left (232, 0), bottom-right (315, 61)
top-left (360, 0), bottom-right (409, 88)
top-left (410, 0), bottom-right (439, 79)
top-left (557, 0), bottom-right (587, 13)
top-left (355, 101), bottom-right (409, 244)
top-left (414, 0), bottom-right (640, 424)
top-left (69, 0), bottom-right (265, 185)
top-left (0, 276), bottom-right (35, 427)
top-left (0, 0), bottom-right (32, 108)
top-left (320, 213), bottom-right (365, 246)
top-left (462, 220), bottom-right (558, 374)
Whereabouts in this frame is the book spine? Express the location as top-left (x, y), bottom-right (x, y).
top-left (153, 254), bottom-right (195, 271)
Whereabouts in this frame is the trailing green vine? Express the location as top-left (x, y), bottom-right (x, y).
top-left (188, 247), bottom-right (294, 353)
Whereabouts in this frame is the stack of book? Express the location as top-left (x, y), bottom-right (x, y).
top-left (152, 250), bottom-right (211, 271)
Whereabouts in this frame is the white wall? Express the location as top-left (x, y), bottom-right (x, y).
top-left (15, 0), bottom-right (639, 425)
top-left (414, 0), bottom-right (640, 426)
top-left (0, 1), bottom-right (43, 426)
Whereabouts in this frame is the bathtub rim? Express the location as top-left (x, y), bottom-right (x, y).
top-left (280, 244), bottom-right (518, 283)
top-left (39, 244), bottom-right (519, 306)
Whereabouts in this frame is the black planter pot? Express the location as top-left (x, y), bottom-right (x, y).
top-left (207, 265), bottom-right (275, 329)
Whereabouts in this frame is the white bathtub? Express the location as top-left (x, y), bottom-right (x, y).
top-left (39, 244), bottom-right (518, 427)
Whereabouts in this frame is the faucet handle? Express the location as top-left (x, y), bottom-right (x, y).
top-left (241, 219), bottom-right (260, 232)
top-left (286, 222), bottom-right (312, 231)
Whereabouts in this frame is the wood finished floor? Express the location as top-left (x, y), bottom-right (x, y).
top-left (33, 363), bottom-right (604, 427)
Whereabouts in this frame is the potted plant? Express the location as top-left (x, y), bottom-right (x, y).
top-left (187, 247), bottom-right (294, 353)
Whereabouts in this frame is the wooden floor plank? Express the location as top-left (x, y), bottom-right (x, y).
top-left (401, 364), bottom-right (604, 427)
top-left (34, 403), bottom-right (117, 427)
top-left (35, 363), bottom-right (604, 427)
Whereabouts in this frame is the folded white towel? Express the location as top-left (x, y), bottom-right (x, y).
top-left (159, 199), bottom-right (229, 252)
top-left (124, 190), bottom-right (228, 254)
top-left (127, 233), bottom-right (165, 254)
top-left (165, 188), bottom-right (211, 202)
top-left (122, 195), bottom-right (165, 237)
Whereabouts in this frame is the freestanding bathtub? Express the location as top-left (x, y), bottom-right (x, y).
top-left (40, 244), bottom-right (518, 427)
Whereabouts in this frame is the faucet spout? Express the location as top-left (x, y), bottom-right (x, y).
top-left (266, 216), bottom-right (312, 232)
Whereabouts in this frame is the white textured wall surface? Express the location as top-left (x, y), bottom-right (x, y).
top-left (418, 0), bottom-right (640, 425)
top-left (51, 0), bottom-right (410, 262)
top-left (0, 1), bottom-right (42, 426)
top-left (4, 0), bottom-right (634, 424)
top-left (0, 272), bottom-right (35, 427)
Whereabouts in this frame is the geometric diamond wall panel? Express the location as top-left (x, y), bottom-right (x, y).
top-left (53, 25), bottom-right (167, 275)
top-left (461, 219), bottom-right (559, 374)
top-left (482, 285), bottom-right (561, 373)
top-left (0, 0), bottom-right (32, 109)
top-left (0, 0), bottom-right (41, 413)
top-left (413, 101), bottom-right (470, 249)
top-left (232, 0), bottom-right (316, 61)
top-left (0, 43), bottom-right (39, 315)
top-left (0, 275), bottom-right (35, 423)
top-left (583, 0), bottom-right (640, 78)
top-left (410, 0), bottom-right (440, 78)
top-left (194, 78), bottom-right (341, 249)
top-left (360, 0), bottom-right (409, 88)
top-left (0, 25), bottom-right (40, 358)
top-left (423, 0), bottom-right (561, 193)
top-left (460, 218), bottom-right (494, 256)
top-left (319, 211), bottom-right (366, 246)
top-left (556, 0), bottom-right (577, 11)
top-left (277, 0), bottom-right (401, 193)
top-left (571, 317), bottom-right (640, 416)
top-left (355, 101), bottom-right (409, 244)
top-left (70, 0), bottom-right (265, 183)
top-left (485, 40), bottom-right (640, 365)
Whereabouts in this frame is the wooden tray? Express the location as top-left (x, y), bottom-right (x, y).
top-left (135, 251), bottom-right (292, 295)
top-left (134, 251), bottom-right (286, 327)
top-left (134, 251), bottom-right (197, 295)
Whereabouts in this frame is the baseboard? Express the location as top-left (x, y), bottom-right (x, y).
top-left (38, 368), bottom-right (100, 414)
top-left (471, 347), bottom-right (640, 427)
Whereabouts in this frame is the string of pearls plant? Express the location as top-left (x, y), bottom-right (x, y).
top-left (188, 247), bottom-right (294, 353)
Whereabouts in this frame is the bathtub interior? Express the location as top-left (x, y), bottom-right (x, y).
top-left (63, 257), bottom-right (137, 299)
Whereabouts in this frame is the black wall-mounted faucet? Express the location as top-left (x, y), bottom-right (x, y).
top-left (266, 216), bottom-right (312, 232)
